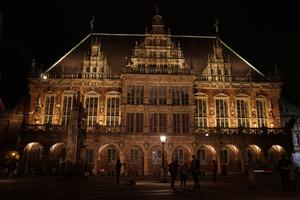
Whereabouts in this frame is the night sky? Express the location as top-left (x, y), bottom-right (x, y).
top-left (2, 0), bottom-right (300, 109)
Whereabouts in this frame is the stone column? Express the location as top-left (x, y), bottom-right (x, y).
top-left (143, 153), bottom-right (149, 176)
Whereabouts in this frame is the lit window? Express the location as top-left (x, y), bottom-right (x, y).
top-left (85, 95), bottom-right (98, 126)
top-left (236, 99), bottom-right (249, 127)
top-left (215, 98), bottom-right (229, 127)
top-left (195, 98), bottom-right (207, 128)
top-left (61, 95), bottom-right (73, 126)
top-left (106, 95), bottom-right (120, 127)
top-left (44, 94), bottom-right (54, 124)
top-left (256, 99), bottom-right (267, 127)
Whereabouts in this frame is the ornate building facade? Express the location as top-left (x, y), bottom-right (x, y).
top-left (0, 13), bottom-right (293, 176)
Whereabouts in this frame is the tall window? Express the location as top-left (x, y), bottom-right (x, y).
top-left (149, 86), bottom-right (158, 105)
top-left (181, 87), bottom-right (189, 105)
top-left (172, 87), bottom-right (180, 105)
top-left (107, 148), bottom-right (117, 163)
top-left (149, 86), bottom-right (167, 105)
top-left (220, 149), bottom-right (229, 165)
top-left (236, 99), bottom-right (249, 127)
top-left (127, 85), bottom-right (144, 105)
top-left (197, 148), bottom-right (207, 165)
top-left (127, 86), bottom-right (135, 104)
top-left (106, 96), bottom-right (120, 127)
top-left (174, 148), bottom-right (184, 164)
top-left (195, 98), bottom-right (207, 127)
top-left (44, 94), bottom-right (54, 124)
top-left (215, 98), bottom-right (229, 127)
top-left (126, 113), bottom-right (144, 133)
top-left (129, 148), bottom-right (139, 164)
top-left (85, 95), bottom-right (98, 126)
top-left (173, 113), bottom-right (189, 133)
top-left (85, 148), bottom-right (94, 164)
top-left (136, 86), bottom-right (144, 104)
top-left (152, 150), bottom-right (162, 165)
top-left (256, 99), bottom-right (267, 127)
top-left (62, 95), bottom-right (73, 126)
top-left (149, 113), bottom-right (167, 133)
top-left (159, 86), bottom-right (167, 105)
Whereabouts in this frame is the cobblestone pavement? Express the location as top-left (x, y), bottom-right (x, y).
top-left (0, 174), bottom-right (299, 200)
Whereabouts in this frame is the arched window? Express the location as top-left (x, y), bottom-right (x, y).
top-left (85, 92), bottom-right (99, 126)
top-left (61, 93), bottom-right (73, 126)
top-left (105, 92), bottom-right (120, 127)
top-left (256, 98), bottom-right (267, 127)
top-left (44, 93), bottom-right (55, 124)
top-left (215, 95), bottom-right (229, 127)
top-left (236, 97), bottom-right (250, 127)
top-left (195, 95), bottom-right (208, 128)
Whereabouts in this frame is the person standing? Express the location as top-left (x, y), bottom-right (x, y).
top-left (168, 159), bottom-right (179, 188)
top-left (179, 162), bottom-right (188, 186)
top-left (191, 155), bottom-right (200, 190)
top-left (276, 155), bottom-right (290, 190)
top-left (212, 160), bottom-right (217, 182)
top-left (116, 158), bottom-right (123, 184)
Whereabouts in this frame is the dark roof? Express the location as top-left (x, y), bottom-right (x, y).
top-left (44, 33), bottom-right (264, 77)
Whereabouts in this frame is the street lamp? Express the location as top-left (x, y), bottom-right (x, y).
top-left (160, 135), bottom-right (167, 182)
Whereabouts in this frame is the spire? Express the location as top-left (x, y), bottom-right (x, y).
top-left (213, 18), bottom-right (219, 36)
top-left (151, 4), bottom-right (165, 34)
top-left (30, 58), bottom-right (36, 73)
top-left (90, 14), bottom-right (95, 33)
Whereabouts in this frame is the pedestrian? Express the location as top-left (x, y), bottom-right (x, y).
top-left (179, 162), bottom-right (188, 186)
top-left (168, 159), bottom-right (179, 188)
top-left (191, 155), bottom-right (200, 190)
top-left (212, 160), bottom-right (217, 182)
top-left (116, 158), bottom-right (123, 184)
top-left (276, 155), bottom-right (290, 190)
top-left (247, 163), bottom-right (255, 189)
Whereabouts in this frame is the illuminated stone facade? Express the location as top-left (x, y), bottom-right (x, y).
top-left (0, 13), bottom-right (293, 176)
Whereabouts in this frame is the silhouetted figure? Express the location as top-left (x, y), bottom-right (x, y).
top-left (116, 159), bottom-right (123, 184)
top-left (179, 162), bottom-right (188, 186)
top-left (191, 155), bottom-right (200, 190)
top-left (212, 160), bottom-right (217, 182)
top-left (168, 159), bottom-right (179, 188)
top-left (277, 155), bottom-right (290, 190)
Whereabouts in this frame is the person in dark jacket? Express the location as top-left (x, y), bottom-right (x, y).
top-left (168, 159), bottom-right (179, 188)
top-left (191, 155), bottom-right (200, 190)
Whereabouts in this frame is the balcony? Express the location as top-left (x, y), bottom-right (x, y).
top-left (195, 75), bottom-right (270, 83)
top-left (194, 127), bottom-right (287, 136)
top-left (122, 66), bottom-right (192, 75)
top-left (28, 72), bottom-right (121, 80)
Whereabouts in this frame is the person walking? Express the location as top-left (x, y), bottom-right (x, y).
top-left (212, 160), bottom-right (217, 182)
top-left (179, 162), bottom-right (188, 186)
top-left (191, 155), bottom-right (200, 190)
top-left (276, 155), bottom-right (290, 190)
top-left (116, 158), bottom-right (123, 184)
top-left (168, 159), bottom-right (179, 188)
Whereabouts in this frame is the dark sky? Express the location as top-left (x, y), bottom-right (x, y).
top-left (2, 0), bottom-right (300, 109)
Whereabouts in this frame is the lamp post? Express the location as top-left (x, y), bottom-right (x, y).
top-left (160, 135), bottom-right (167, 182)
